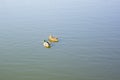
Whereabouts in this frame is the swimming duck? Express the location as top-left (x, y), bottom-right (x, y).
top-left (43, 40), bottom-right (51, 48)
top-left (48, 35), bottom-right (59, 42)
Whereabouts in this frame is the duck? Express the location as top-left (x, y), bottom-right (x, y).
top-left (48, 35), bottom-right (59, 42)
top-left (43, 40), bottom-right (51, 48)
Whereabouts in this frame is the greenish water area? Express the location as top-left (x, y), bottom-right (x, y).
top-left (0, 0), bottom-right (120, 80)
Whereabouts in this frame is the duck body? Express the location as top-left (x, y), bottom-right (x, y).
top-left (48, 35), bottom-right (58, 42)
top-left (43, 40), bottom-right (51, 48)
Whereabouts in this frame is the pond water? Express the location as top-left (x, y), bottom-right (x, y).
top-left (0, 0), bottom-right (120, 80)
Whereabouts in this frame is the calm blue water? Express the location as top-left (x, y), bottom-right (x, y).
top-left (0, 0), bottom-right (120, 80)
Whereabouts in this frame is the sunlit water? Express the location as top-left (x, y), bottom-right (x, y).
top-left (0, 0), bottom-right (120, 80)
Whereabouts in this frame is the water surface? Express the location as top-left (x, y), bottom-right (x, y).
top-left (0, 0), bottom-right (120, 80)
